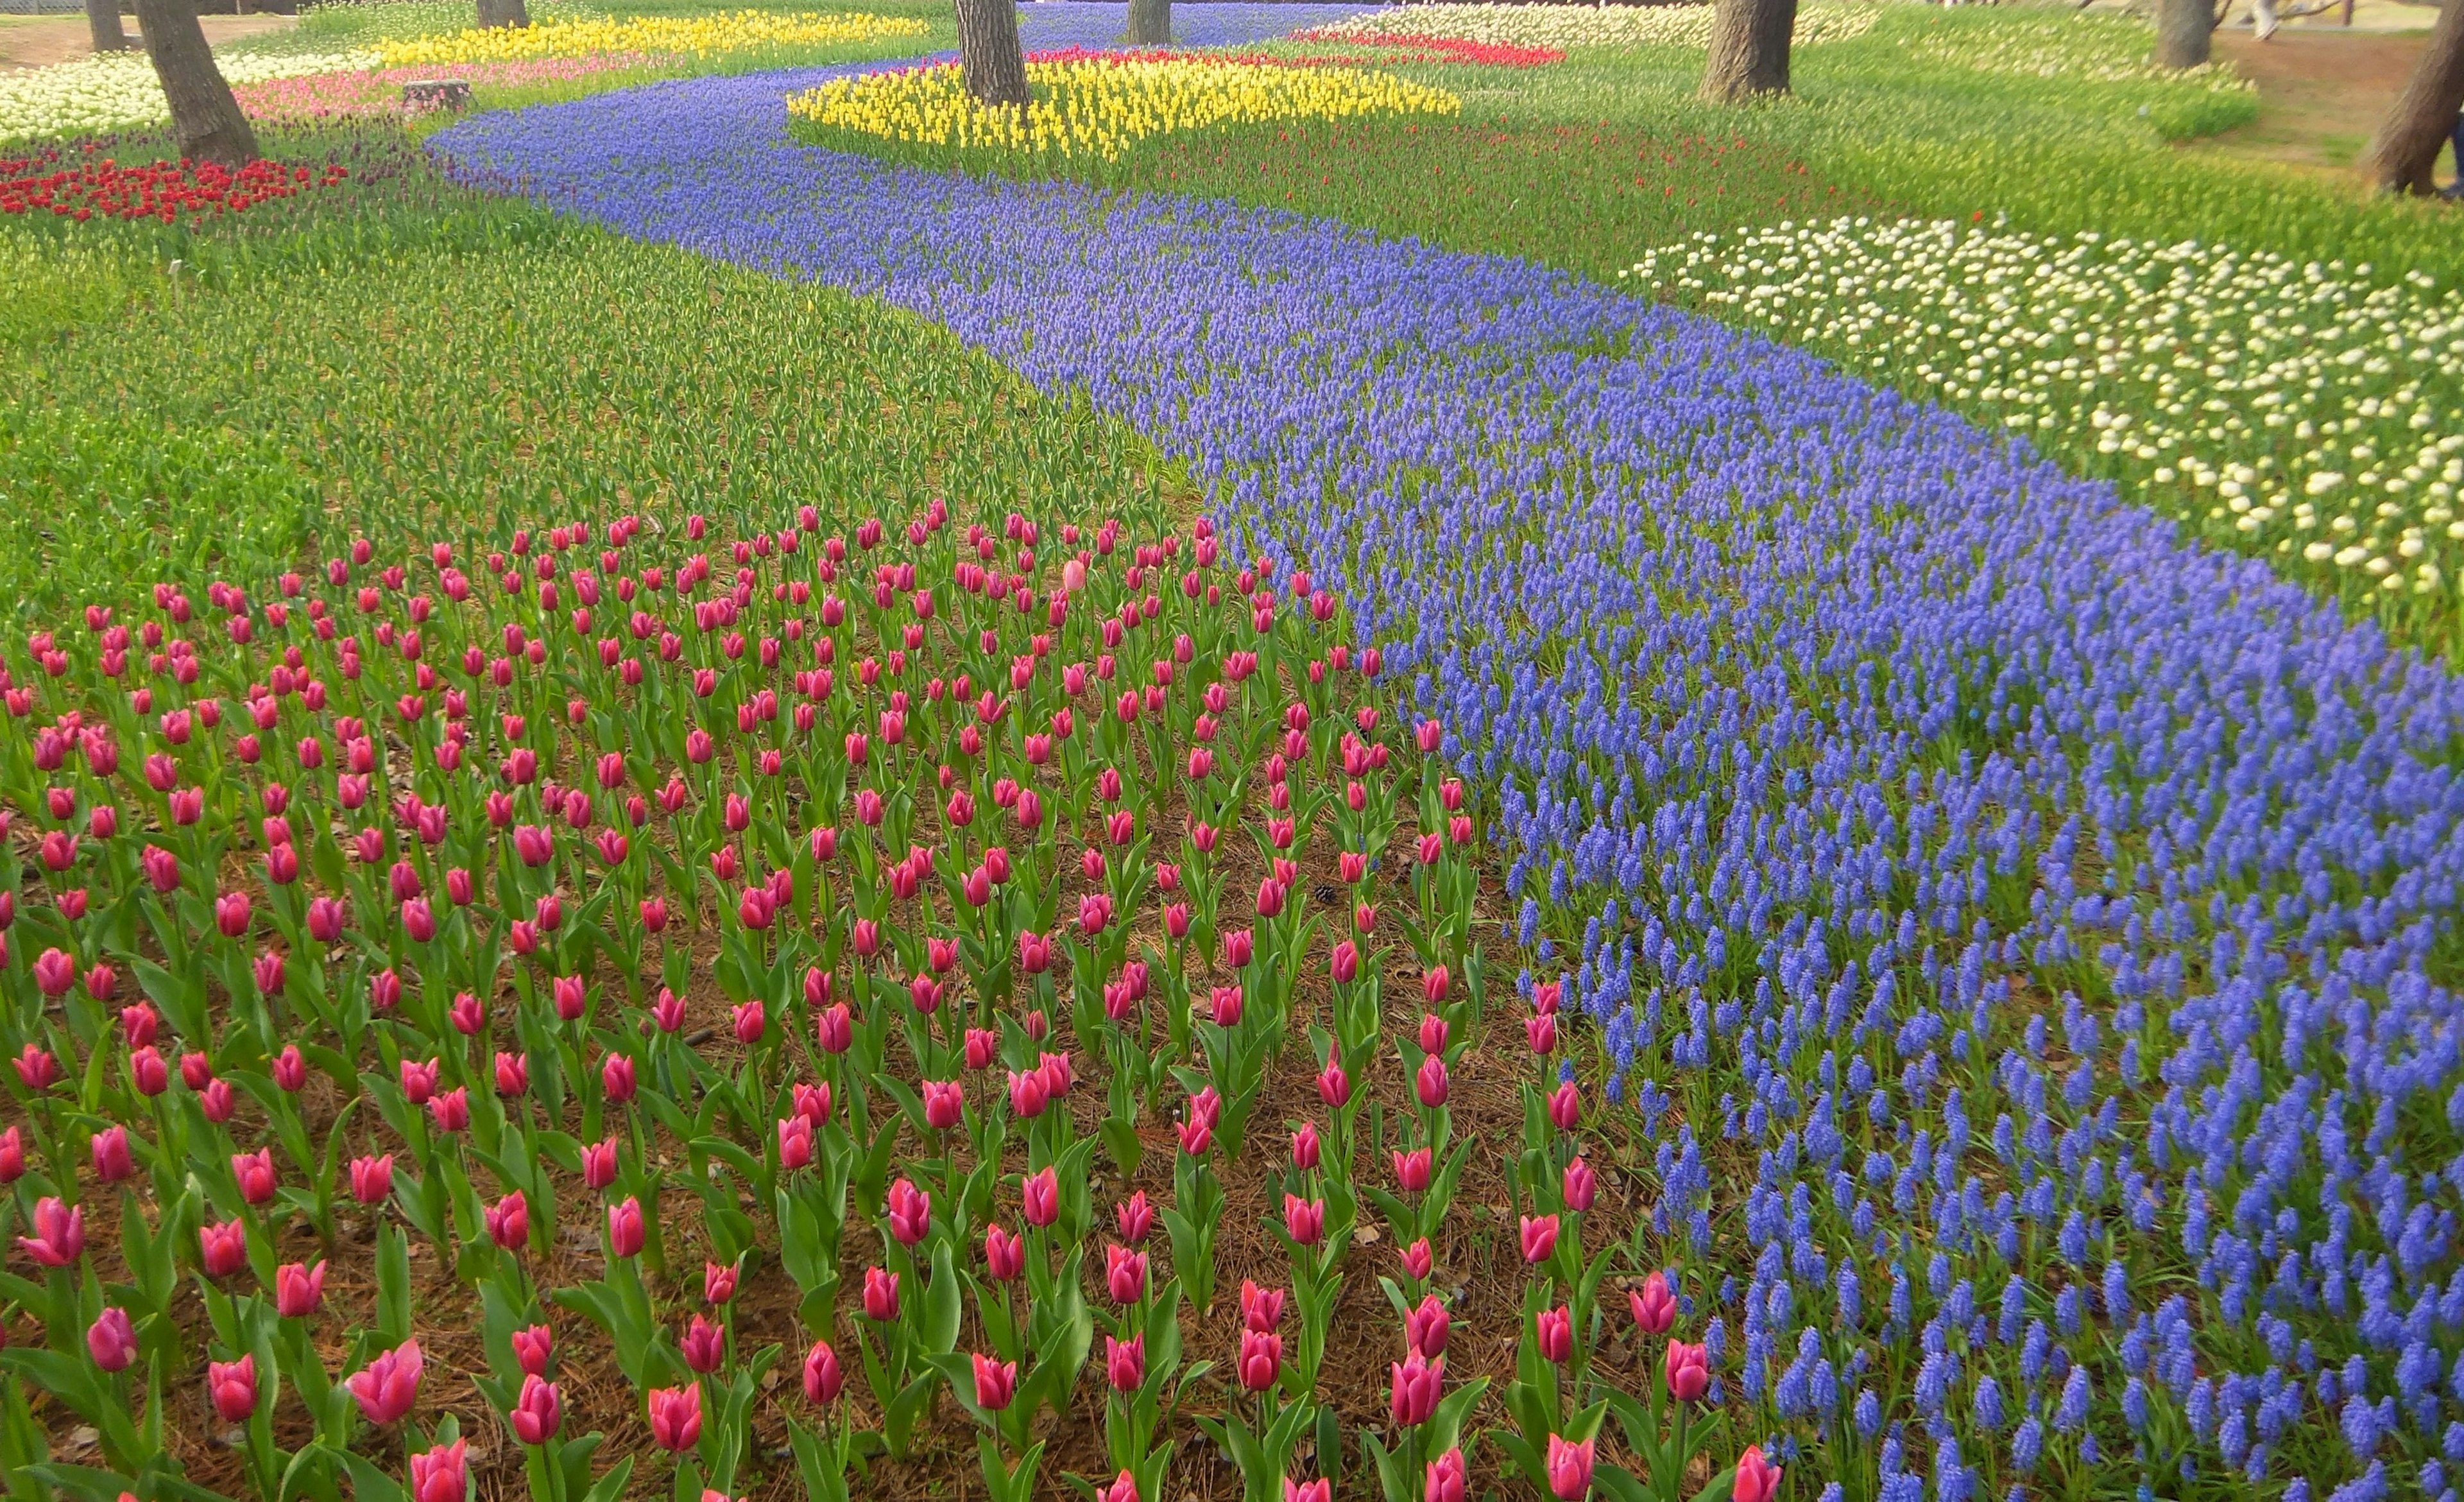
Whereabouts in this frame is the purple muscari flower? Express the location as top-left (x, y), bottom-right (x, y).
top-left (2055, 1365), bottom-right (2091, 1433)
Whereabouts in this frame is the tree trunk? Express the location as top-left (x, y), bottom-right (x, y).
top-left (954, 0), bottom-right (1028, 108)
top-left (1699, 0), bottom-right (1797, 103)
top-left (1125, 0), bottom-right (1169, 46)
top-left (2364, 0), bottom-right (2464, 193)
top-left (2153, 0), bottom-right (2212, 69)
top-left (131, 0), bottom-right (259, 167)
top-left (85, 0), bottom-right (129, 53)
top-left (476, 0), bottom-right (531, 30)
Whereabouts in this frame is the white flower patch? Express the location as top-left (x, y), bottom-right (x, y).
top-left (1625, 217), bottom-right (2464, 597)
top-left (1331, 2), bottom-right (1881, 53)
top-left (1, 48), bottom-right (380, 144)
top-left (1899, 13), bottom-right (2251, 94)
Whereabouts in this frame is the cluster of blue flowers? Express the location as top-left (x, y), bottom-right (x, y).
top-left (433, 9), bottom-right (2464, 1497)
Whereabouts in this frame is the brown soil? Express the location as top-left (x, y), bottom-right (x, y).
top-left (2197, 23), bottom-right (2432, 175)
top-left (0, 12), bottom-right (297, 70)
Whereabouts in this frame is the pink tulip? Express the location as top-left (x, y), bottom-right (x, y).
top-left (1520, 1213), bottom-right (1559, 1265)
top-left (1107, 1332), bottom-right (1145, 1392)
top-left (1237, 1328), bottom-right (1283, 1392)
top-left (1546, 1435), bottom-right (1595, 1501)
top-left (705, 1259), bottom-right (739, 1305)
top-left (351, 1154), bottom-right (394, 1205)
top-left (924, 1079), bottom-right (964, 1130)
top-left (232, 1148), bottom-right (277, 1205)
top-left (1317, 1056), bottom-right (1351, 1108)
top-left (778, 1114), bottom-right (814, 1171)
top-left (86, 1306), bottom-right (137, 1372)
top-left (1414, 1055), bottom-right (1448, 1109)
top-left (1107, 1243), bottom-right (1149, 1304)
top-left (803, 1339), bottom-right (844, 1404)
top-left (1389, 1349), bottom-right (1443, 1426)
top-left (1285, 1481), bottom-right (1330, 1502)
top-left (277, 1260), bottom-right (327, 1318)
top-left (1291, 1121), bottom-right (1321, 1171)
top-left (512, 1374), bottom-right (561, 1445)
top-left (608, 1197), bottom-right (645, 1257)
top-left (1406, 1294), bottom-right (1450, 1358)
top-left (1563, 1156), bottom-right (1596, 1213)
top-left (1630, 1272), bottom-right (1676, 1336)
top-left (583, 1139), bottom-right (619, 1189)
top-left (1116, 1191), bottom-right (1154, 1244)
top-left (1537, 1305), bottom-right (1573, 1364)
top-left (1401, 1238), bottom-right (1435, 1281)
top-left (1666, 1339), bottom-right (1710, 1403)
top-left (1547, 1080), bottom-right (1580, 1132)
top-left (1022, 1166), bottom-right (1059, 1228)
top-left (863, 1266), bottom-right (900, 1322)
top-left (984, 1223), bottom-right (1024, 1282)
top-left (646, 1385), bottom-right (701, 1451)
top-left (1425, 1447), bottom-right (1469, 1502)
top-left (681, 1314), bottom-right (724, 1374)
top-left (886, 1178), bottom-right (930, 1247)
top-left (488, 1191), bottom-right (529, 1250)
top-left (1242, 1279), bottom-right (1285, 1331)
top-left (1101, 1472), bottom-right (1141, 1502)
top-left (209, 1353), bottom-right (257, 1423)
top-left (1733, 1446), bottom-right (1782, 1502)
top-left (513, 1324), bottom-right (554, 1378)
top-left (347, 1339), bottom-right (424, 1424)
top-left (1417, 1012), bottom-right (1448, 1055)
top-left (971, 1352), bottom-right (1016, 1411)
top-left (199, 1219), bottom-right (248, 1277)
top-left (91, 1125), bottom-right (135, 1184)
top-left (1284, 1195), bottom-right (1325, 1247)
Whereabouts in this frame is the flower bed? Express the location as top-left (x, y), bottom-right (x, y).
top-left (1627, 216), bottom-right (2464, 625)
top-left (370, 9), bottom-right (927, 69)
top-left (1329, 3), bottom-right (1881, 53)
top-left (0, 150), bottom-right (350, 220)
top-left (787, 54), bottom-right (1461, 166)
top-left (432, 56), bottom-right (2464, 1502)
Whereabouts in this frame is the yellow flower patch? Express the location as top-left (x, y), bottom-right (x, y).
top-left (787, 55), bottom-right (1462, 165)
top-left (376, 10), bottom-right (927, 68)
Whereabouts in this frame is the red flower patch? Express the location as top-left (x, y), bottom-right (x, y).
top-left (0, 148), bottom-right (349, 223)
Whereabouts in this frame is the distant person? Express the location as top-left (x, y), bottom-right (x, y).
top-left (2254, 0), bottom-right (2280, 40)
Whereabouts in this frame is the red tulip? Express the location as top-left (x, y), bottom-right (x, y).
top-left (347, 1339), bottom-right (424, 1424)
top-left (512, 1374), bottom-right (561, 1445)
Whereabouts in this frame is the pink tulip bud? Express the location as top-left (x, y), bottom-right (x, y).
top-left (1107, 1243), bottom-right (1149, 1304)
top-left (1317, 1056), bottom-right (1351, 1108)
top-left (1537, 1304), bottom-right (1573, 1364)
top-left (1392, 1148), bottom-right (1433, 1193)
top-left (1237, 1328), bottom-right (1283, 1392)
top-left (863, 1266), bottom-right (900, 1322)
top-left (90, 1125), bottom-right (135, 1183)
top-left (1022, 1166), bottom-right (1060, 1228)
top-left (1407, 1294), bottom-right (1450, 1358)
top-left (232, 1148), bottom-right (277, 1205)
top-left (1631, 1272), bottom-right (1677, 1335)
top-left (1425, 1447), bottom-right (1469, 1502)
top-left (1106, 1333), bottom-right (1145, 1394)
top-left (778, 1114), bottom-right (814, 1171)
top-left (1520, 1213), bottom-right (1559, 1265)
top-left (1732, 1446), bottom-right (1781, 1502)
top-left (1414, 1055), bottom-right (1448, 1108)
top-left (1528, 1014), bottom-right (1558, 1054)
top-left (924, 1079), bottom-right (964, 1130)
top-left (1418, 1012), bottom-right (1448, 1056)
top-left (351, 1154), bottom-right (394, 1205)
top-left (1401, 1238), bottom-right (1435, 1281)
top-left (1548, 1080), bottom-right (1580, 1132)
top-left (681, 1313), bottom-right (724, 1374)
top-left (607, 1197), bottom-right (645, 1258)
top-left (984, 1223), bottom-right (1024, 1282)
top-left (488, 1191), bottom-right (529, 1251)
top-left (1287, 1483), bottom-right (1331, 1502)
top-left (971, 1352), bottom-right (1016, 1411)
top-left (512, 1324), bottom-right (554, 1378)
top-left (87, 1306), bottom-right (137, 1372)
top-left (582, 1139), bottom-right (619, 1191)
top-left (1563, 1156), bottom-right (1597, 1213)
top-left (1291, 1121), bottom-right (1321, 1171)
top-left (1283, 1195), bottom-right (1325, 1248)
top-left (803, 1339), bottom-right (844, 1404)
top-left (1242, 1280), bottom-right (1285, 1332)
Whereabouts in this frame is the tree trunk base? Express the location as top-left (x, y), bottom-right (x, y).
top-left (955, 0), bottom-right (1030, 107)
top-left (1700, 0), bottom-right (1797, 103)
top-left (131, 0), bottom-right (260, 168)
top-left (1124, 0), bottom-right (1169, 46)
top-left (2363, 0), bottom-right (2464, 193)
